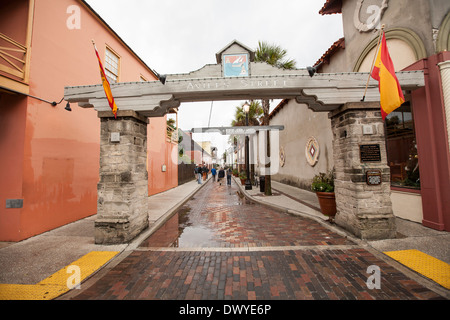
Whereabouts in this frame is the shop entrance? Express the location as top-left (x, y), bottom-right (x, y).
top-left (64, 40), bottom-right (425, 244)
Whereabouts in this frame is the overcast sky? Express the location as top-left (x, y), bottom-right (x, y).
top-left (85, 0), bottom-right (343, 156)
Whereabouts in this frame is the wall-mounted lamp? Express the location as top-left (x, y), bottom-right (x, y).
top-left (0, 86), bottom-right (72, 112)
top-left (51, 97), bottom-right (71, 111)
top-left (153, 71), bottom-right (166, 85)
top-left (307, 61), bottom-right (323, 77)
top-left (51, 97), bottom-right (63, 106)
top-left (159, 74), bottom-right (167, 85)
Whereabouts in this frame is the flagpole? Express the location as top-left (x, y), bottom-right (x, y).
top-left (91, 39), bottom-right (118, 118)
top-left (361, 24), bottom-right (385, 102)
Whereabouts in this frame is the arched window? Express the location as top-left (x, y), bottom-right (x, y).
top-left (354, 28), bottom-right (426, 73)
top-left (436, 12), bottom-right (450, 53)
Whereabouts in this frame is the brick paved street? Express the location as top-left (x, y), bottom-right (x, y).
top-left (71, 180), bottom-right (445, 300)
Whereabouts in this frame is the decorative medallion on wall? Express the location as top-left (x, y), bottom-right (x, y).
top-left (305, 137), bottom-right (319, 167)
top-left (280, 147), bottom-right (286, 167)
top-left (353, 0), bottom-right (389, 33)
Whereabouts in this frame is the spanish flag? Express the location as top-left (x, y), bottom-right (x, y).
top-left (371, 31), bottom-right (405, 120)
top-left (93, 42), bottom-right (118, 118)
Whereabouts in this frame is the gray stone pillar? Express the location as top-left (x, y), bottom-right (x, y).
top-left (329, 102), bottom-right (396, 240)
top-left (95, 110), bottom-right (149, 244)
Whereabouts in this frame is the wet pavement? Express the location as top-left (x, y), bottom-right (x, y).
top-left (67, 179), bottom-right (446, 300)
top-left (139, 182), bottom-right (352, 248)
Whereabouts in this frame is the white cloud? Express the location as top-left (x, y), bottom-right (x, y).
top-left (85, 0), bottom-right (343, 155)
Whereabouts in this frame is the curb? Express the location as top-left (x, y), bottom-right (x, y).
top-left (233, 177), bottom-right (450, 299)
top-left (232, 176), bottom-right (362, 245)
top-left (58, 178), bottom-right (211, 300)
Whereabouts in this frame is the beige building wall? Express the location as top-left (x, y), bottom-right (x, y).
top-left (270, 100), bottom-right (334, 190)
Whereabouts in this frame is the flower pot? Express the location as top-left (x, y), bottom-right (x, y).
top-left (316, 192), bottom-right (337, 217)
top-left (240, 178), bottom-right (245, 185)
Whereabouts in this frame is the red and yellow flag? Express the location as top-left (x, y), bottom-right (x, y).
top-left (93, 43), bottom-right (118, 118)
top-left (371, 31), bottom-right (405, 120)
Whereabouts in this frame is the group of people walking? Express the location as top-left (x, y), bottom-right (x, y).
top-left (195, 164), bottom-right (232, 186)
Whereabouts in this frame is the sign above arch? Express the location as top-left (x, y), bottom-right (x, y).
top-left (65, 40), bottom-right (425, 117)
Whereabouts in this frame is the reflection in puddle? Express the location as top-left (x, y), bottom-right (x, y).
top-left (140, 184), bottom-right (255, 248)
top-left (140, 205), bottom-right (220, 248)
top-left (175, 226), bottom-right (216, 247)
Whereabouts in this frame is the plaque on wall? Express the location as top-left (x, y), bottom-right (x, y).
top-left (366, 170), bottom-right (382, 186)
top-left (223, 53), bottom-right (249, 77)
top-left (360, 144), bottom-right (381, 162)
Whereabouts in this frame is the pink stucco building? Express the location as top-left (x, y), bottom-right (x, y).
top-left (0, 0), bottom-right (178, 241)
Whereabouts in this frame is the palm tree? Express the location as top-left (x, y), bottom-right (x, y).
top-left (255, 41), bottom-right (296, 195)
top-left (231, 100), bottom-right (263, 127)
top-left (230, 101), bottom-right (263, 177)
top-left (255, 41), bottom-right (296, 70)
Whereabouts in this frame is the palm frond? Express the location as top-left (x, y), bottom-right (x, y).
top-left (230, 101), bottom-right (263, 126)
top-left (255, 41), bottom-right (296, 70)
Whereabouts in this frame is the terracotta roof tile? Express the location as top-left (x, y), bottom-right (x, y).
top-left (319, 0), bottom-right (342, 15)
top-left (269, 99), bottom-right (289, 120)
top-left (314, 37), bottom-right (345, 67)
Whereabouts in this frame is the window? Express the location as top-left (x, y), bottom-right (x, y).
top-left (385, 101), bottom-right (420, 189)
top-left (105, 47), bottom-right (119, 83)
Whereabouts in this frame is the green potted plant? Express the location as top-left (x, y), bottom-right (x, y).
top-left (232, 169), bottom-right (239, 177)
top-left (239, 171), bottom-right (247, 185)
top-left (311, 170), bottom-right (336, 219)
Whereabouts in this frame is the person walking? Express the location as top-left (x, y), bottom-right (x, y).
top-left (211, 166), bottom-right (217, 182)
top-left (226, 167), bottom-right (232, 186)
top-left (202, 164), bottom-right (208, 181)
top-left (218, 167), bottom-right (225, 185)
top-left (195, 164), bottom-right (202, 184)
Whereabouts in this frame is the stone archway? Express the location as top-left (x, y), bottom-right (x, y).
top-left (65, 40), bottom-right (424, 244)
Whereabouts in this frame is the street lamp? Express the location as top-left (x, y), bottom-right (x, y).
top-left (243, 102), bottom-right (252, 190)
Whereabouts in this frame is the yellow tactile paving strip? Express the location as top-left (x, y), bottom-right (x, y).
top-left (0, 251), bottom-right (119, 300)
top-left (384, 249), bottom-right (450, 289)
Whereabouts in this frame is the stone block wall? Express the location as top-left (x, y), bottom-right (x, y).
top-left (95, 111), bottom-right (149, 244)
top-left (329, 102), bottom-right (397, 240)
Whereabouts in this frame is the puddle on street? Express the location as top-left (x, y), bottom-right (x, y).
top-left (234, 190), bottom-right (255, 206)
top-left (140, 183), bottom-right (257, 248)
top-left (140, 205), bottom-right (221, 248)
top-left (237, 196), bottom-right (255, 206)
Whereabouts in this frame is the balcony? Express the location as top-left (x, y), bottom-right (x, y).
top-left (0, 33), bottom-right (30, 95)
top-left (0, 0), bottom-right (34, 95)
top-left (0, 32), bottom-right (27, 80)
